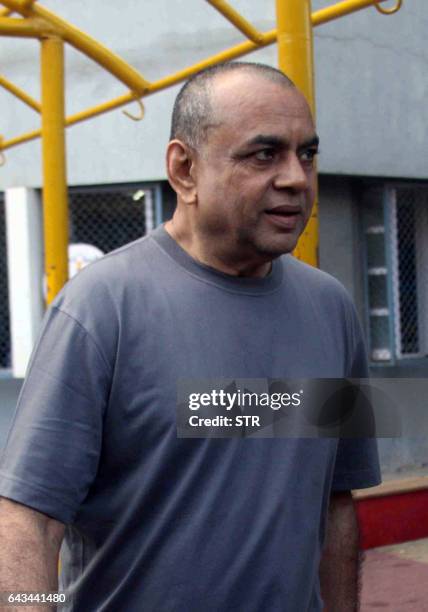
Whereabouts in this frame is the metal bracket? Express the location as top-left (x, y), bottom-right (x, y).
top-left (122, 98), bottom-right (145, 121)
top-left (374, 0), bottom-right (402, 15)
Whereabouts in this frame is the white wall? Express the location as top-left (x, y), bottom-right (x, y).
top-left (5, 188), bottom-right (44, 377)
top-left (0, 0), bottom-right (426, 188)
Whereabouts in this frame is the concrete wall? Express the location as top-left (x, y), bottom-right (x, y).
top-left (318, 175), bottom-right (365, 318)
top-left (0, 0), bottom-right (426, 188)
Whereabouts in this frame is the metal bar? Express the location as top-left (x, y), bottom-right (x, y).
top-left (0, 0), bottom-right (38, 15)
top-left (40, 36), bottom-right (69, 304)
top-left (276, 0), bottom-right (318, 267)
top-left (0, 0), bottom-right (36, 13)
top-left (205, 0), bottom-right (265, 44)
top-left (361, 205), bottom-right (375, 362)
top-left (0, 0), bottom-right (397, 152)
top-left (0, 32), bottom-right (274, 150)
top-left (0, 7), bottom-right (12, 16)
top-left (146, 33), bottom-right (275, 93)
top-left (1, 94), bottom-right (135, 150)
top-left (65, 93), bottom-right (134, 126)
top-left (0, 0), bottom-right (150, 95)
top-left (0, 74), bottom-right (41, 111)
top-left (0, 16), bottom-right (46, 36)
top-left (1, 129), bottom-right (41, 149)
top-left (313, 0), bottom-right (391, 25)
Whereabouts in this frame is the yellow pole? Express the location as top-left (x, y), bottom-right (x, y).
top-left (40, 36), bottom-right (69, 304)
top-left (276, 0), bottom-right (318, 267)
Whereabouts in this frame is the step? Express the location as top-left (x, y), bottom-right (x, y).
top-left (353, 476), bottom-right (428, 549)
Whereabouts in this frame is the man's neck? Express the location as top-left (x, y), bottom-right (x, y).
top-left (164, 220), bottom-right (272, 278)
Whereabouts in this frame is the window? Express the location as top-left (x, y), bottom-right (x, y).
top-left (362, 184), bottom-right (428, 364)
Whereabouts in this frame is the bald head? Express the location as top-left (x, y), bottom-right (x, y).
top-left (169, 62), bottom-right (296, 151)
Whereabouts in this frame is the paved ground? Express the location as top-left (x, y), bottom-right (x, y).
top-left (361, 538), bottom-right (428, 611)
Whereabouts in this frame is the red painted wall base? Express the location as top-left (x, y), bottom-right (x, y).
top-left (356, 489), bottom-right (428, 550)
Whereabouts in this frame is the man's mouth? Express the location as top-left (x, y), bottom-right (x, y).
top-left (264, 205), bottom-right (302, 230)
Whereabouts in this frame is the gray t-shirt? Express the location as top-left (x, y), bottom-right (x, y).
top-left (0, 224), bottom-right (381, 612)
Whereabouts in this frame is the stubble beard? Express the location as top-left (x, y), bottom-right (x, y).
top-left (236, 223), bottom-right (301, 262)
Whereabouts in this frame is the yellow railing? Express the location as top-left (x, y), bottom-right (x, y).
top-left (0, 0), bottom-right (402, 302)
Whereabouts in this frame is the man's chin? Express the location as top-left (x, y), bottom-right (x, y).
top-left (255, 234), bottom-right (299, 258)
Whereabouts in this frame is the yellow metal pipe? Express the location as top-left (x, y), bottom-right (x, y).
top-left (277, 0), bottom-right (315, 120)
top-left (36, 6), bottom-right (151, 96)
top-left (147, 34), bottom-right (275, 93)
top-left (0, 0), bottom-right (398, 152)
top-left (0, 95), bottom-right (136, 151)
top-left (40, 36), bottom-right (69, 303)
top-left (0, 74), bottom-right (41, 111)
top-left (0, 128), bottom-right (40, 149)
top-left (0, 0), bottom-right (150, 95)
top-left (0, 32), bottom-right (275, 151)
top-left (1, 93), bottom-right (137, 151)
top-left (66, 93), bottom-right (134, 126)
top-left (0, 0), bottom-right (37, 15)
top-left (0, 16), bottom-right (47, 36)
top-left (313, 0), bottom-right (391, 25)
top-left (205, 0), bottom-right (266, 44)
top-left (0, 7), bottom-right (12, 16)
top-left (276, 0), bottom-right (318, 267)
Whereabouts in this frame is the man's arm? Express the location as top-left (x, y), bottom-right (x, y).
top-left (0, 497), bottom-right (65, 611)
top-left (319, 491), bottom-right (362, 612)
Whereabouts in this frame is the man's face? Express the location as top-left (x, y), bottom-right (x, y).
top-left (191, 73), bottom-right (318, 264)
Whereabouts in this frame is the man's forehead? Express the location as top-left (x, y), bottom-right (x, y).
top-left (210, 71), bottom-right (314, 129)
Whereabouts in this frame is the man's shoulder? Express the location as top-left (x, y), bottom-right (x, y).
top-left (280, 256), bottom-right (366, 363)
top-left (49, 233), bottom-right (160, 324)
top-left (281, 254), bottom-right (352, 304)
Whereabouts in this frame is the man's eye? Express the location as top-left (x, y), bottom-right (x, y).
top-left (300, 148), bottom-right (319, 162)
top-left (253, 149), bottom-right (275, 161)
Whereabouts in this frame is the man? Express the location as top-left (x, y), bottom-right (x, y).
top-left (0, 62), bottom-right (380, 611)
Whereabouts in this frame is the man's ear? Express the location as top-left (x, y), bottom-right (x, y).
top-left (166, 139), bottom-right (198, 205)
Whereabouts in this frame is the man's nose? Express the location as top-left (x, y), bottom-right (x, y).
top-left (273, 153), bottom-right (309, 192)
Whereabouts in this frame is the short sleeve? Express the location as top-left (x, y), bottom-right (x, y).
top-left (331, 296), bottom-right (382, 491)
top-left (0, 305), bottom-right (111, 524)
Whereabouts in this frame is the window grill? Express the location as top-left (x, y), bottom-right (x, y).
top-left (68, 184), bottom-right (158, 254)
top-left (391, 187), bottom-right (428, 359)
top-left (0, 194), bottom-right (11, 369)
top-left (362, 185), bottom-right (428, 363)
